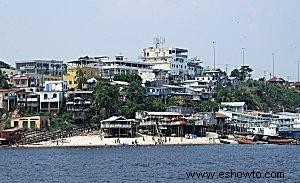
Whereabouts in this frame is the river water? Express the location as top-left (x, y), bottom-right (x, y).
top-left (0, 145), bottom-right (299, 183)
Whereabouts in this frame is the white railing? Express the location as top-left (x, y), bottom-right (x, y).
top-left (101, 124), bottom-right (131, 128)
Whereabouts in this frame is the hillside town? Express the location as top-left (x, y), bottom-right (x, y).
top-left (0, 39), bottom-right (300, 146)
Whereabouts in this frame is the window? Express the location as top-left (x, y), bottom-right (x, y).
top-left (53, 93), bottom-right (57, 98)
top-left (169, 50), bottom-right (172, 54)
top-left (44, 94), bottom-right (48, 99)
top-left (23, 121), bottom-right (28, 129)
top-left (30, 121), bottom-right (36, 128)
top-left (14, 121), bottom-right (19, 127)
top-left (176, 65), bottom-right (178, 68)
top-left (74, 81), bottom-right (77, 84)
top-left (69, 81), bottom-right (72, 85)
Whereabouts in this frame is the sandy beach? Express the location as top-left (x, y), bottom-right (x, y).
top-left (19, 135), bottom-right (221, 147)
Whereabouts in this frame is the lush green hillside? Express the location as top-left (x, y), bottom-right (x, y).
top-left (214, 80), bottom-right (300, 111)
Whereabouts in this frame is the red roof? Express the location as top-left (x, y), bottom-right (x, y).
top-left (294, 82), bottom-right (300, 87)
top-left (0, 88), bottom-right (24, 93)
top-left (268, 77), bottom-right (285, 82)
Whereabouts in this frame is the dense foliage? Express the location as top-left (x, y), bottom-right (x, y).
top-left (230, 66), bottom-right (253, 81)
top-left (214, 80), bottom-right (300, 111)
top-left (75, 68), bottom-right (87, 90)
top-left (113, 73), bottom-right (142, 83)
top-left (0, 61), bottom-right (11, 69)
top-left (91, 73), bottom-right (166, 119)
top-left (0, 69), bottom-right (9, 88)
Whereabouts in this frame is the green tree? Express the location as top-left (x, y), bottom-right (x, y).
top-left (145, 97), bottom-right (166, 112)
top-left (230, 66), bottom-right (253, 81)
top-left (240, 66), bottom-right (253, 80)
top-left (120, 80), bottom-right (146, 118)
top-left (230, 69), bottom-right (240, 78)
top-left (92, 81), bottom-right (120, 119)
top-left (75, 68), bottom-right (87, 90)
top-left (50, 112), bottom-right (76, 130)
top-left (195, 101), bottom-right (219, 112)
top-left (168, 96), bottom-right (184, 106)
top-left (0, 69), bottom-right (9, 88)
top-left (0, 61), bottom-right (11, 69)
top-left (114, 73), bottom-right (142, 83)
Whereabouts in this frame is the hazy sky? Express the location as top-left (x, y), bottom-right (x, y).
top-left (0, 0), bottom-right (299, 80)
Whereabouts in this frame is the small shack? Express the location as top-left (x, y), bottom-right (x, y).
top-left (100, 116), bottom-right (135, 137)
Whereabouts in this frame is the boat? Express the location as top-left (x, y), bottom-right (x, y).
top-left (219, 139), bottom-right (238, 144)
top-left (273, 112), bottom-right (300, 138)
top-left (236, 138), bottom-right (255, 144)
top-left (268, 138), bottom-right (294, 145)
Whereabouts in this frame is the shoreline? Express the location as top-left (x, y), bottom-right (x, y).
top-left (16, 135), bottom-right (222, 148)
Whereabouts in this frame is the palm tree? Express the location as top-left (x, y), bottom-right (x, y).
top-left (75, 68), bottom-right (87, 90)
top-left (0, 69), bottom-right (9, 88)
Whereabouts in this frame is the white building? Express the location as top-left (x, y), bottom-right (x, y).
top-left (44, 81), bottom-right (68, 92)
top-left (221, 102), bottom-right (246, 113)
top-left (142, 47), bottom-right (188, 76)
top-left (101, 56), bottom-right (155, 83)
top-left (16, 60), bottom-right (64, 76)
top-left (39, 91), bottom-right (64, 113)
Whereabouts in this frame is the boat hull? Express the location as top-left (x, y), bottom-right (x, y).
top-left (278, 129), bottom-right (300, 138)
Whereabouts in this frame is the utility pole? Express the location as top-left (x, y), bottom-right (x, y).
top-left (263, 70), bottom-right (266, 79)
top-left (213, 41), bottom-right (216, 70)
top-left (225, 64), bottom-right (228, 74)
top-left (242, 48), bottom-right (245, 66)
top-left (272, 53), bottom-right (275, 77)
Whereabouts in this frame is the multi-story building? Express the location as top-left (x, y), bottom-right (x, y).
top-left (66, 90), bottom-right (93, 123)
top-left (142, 47), bottom-right (188, 76)
top-left (187, 58), bottom-right (204, 79)
top-left (43, 81), bottom-right (68, 92)
top-left (0, 88), bottom-right (22, 111)
top-left (101, 56), bottom-right (155, 83)
top-left (39, 91), bottom-right (64, 113)
top-left (63, 58), bottom-right (100, 89)
top-left (11, 74), bottom-right (43, 93)
top-left (15, 60), bottom-right (64, 76)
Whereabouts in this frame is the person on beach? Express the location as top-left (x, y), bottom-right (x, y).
top-left (56, 140), bottom-right (59, 146)
top-left (143, 137), bottom-right (145, 141)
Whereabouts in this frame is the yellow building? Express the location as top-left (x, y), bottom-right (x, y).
top-left (63, 60), bottom-right (99, 89)
top-left (10, 116), bottom-right (50, 129)
top-left (42, 75), bottom-right (63, 83)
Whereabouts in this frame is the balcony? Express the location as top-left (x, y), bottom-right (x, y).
top-left (101, 123), bottom-right (131, 129)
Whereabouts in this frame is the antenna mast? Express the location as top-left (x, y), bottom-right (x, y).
top-left (153, 36), bottom-right (165, 48)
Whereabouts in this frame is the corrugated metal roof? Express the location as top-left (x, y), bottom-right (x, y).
top-left (146, 112), bottom-right (181, 116)
top-left (221, 102), bottom-right (245, 107)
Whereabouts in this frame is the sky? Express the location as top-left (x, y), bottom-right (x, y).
top-left (0, 0), bottom-right (299, 80)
